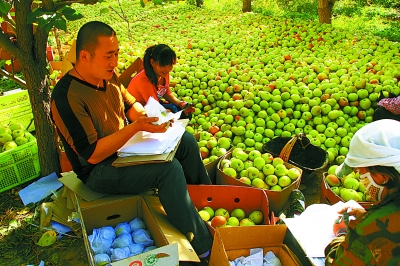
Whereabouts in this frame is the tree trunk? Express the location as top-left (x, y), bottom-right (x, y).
top-left (318, 0), bottom-right (336, 24)
top-left (14, 0), bottom-right (61, 176)
top-left (242, 0), bottom-right (251, 12)
top-left (24, 66), bottom-right (61, 176)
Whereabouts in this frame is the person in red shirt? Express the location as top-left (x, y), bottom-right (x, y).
top-left (127, 44), bottom-right (194, 119)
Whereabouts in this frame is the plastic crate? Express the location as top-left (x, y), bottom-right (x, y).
top-left (0, 89), bottom-right (30, 110)
top-left (0, 103), bottom-right (35, 132)
top-left (0, 139), bottom-right (40, 193)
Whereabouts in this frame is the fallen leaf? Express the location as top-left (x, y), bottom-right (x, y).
top-left (37, 230), bottom-right (57, 247)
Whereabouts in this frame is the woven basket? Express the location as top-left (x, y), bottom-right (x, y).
top-left (262, 133), bottom-right (329, 182)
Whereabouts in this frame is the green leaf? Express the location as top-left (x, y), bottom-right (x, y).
top-left (52, 18), bottom-right (67, 31)
top-left (8, 219), bottom-right (18, 229)
top-left (140, 0), bottom-right (145, 8)
top-left (37, 231), bottom-right (57, 247)
top-left (0, 1), bottom-right (11, 15)
top-left (154, 0), bottom-right (163, 5)
top-left (100, 8), bottom-right (110, 15)
top-left (60, 6), bottom-right (84, 21)
top-left (27, 8), bottom-right (48, 24)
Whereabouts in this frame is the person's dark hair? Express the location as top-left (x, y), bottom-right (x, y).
top-left (143, 44), bottom-right (176, 88)
top-left (76, 21), bottom-right (116, 61)
top-left (368, 165), bottom-right (400, 189)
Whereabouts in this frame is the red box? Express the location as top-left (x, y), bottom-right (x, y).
top-left (215, 151), bottom-right (302, 215)
top-left (320, 172), bottom-right (379, 209)
top-left (187, 185), bottom-right (272, 235)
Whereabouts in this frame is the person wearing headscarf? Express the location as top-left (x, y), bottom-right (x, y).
top-left (325, 119), bottom-right (400, 265)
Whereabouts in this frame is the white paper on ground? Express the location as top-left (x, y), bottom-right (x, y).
top-left (283, 200), bottom-right (362, 258)
top-left (117, 119), bottom-right (185, 156)
top-left (19, 172), bottom-right (63, 206)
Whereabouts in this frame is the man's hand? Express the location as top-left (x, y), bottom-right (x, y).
top-left (132, 117), bottom-right (170, 134)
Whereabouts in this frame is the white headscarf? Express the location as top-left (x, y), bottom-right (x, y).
top-left (336, 119), bottom-right (400, 177)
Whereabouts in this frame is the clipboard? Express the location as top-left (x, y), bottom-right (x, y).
top-left (111, 119), bottom-right (189, 167)
top-left (112, 139), bottom-right (181, 167)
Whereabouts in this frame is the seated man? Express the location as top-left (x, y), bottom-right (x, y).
top-left (50, 21), bottom-right (212, 264)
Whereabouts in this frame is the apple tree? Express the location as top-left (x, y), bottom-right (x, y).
top-left (0, 0), bottom-right (104, 176)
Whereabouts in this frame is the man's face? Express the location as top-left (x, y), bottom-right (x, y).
top-left (89, 35), bottom-right (119, 81)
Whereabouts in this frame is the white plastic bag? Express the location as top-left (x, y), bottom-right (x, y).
top-left (263, 251), bottom-right (282, 266)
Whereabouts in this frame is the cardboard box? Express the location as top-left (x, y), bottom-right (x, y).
top-left (215, 151), bottom-right (302, 215)
top-left (78, 195), bottom-right (179, 266)
top-left (58, 173), bottom-right (201, 265)
top-left (187, 185), bottom-right (271, 234)
top-left (320, 172), bottom-right (379, 210)
top-left (209, 224), bottom-right (301, 266)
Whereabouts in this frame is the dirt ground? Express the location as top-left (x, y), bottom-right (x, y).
top-left (0, 169), bottom-right (322, 266)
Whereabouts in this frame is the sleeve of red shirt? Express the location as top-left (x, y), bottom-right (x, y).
top-left (378, 96), bottom-right (400, 115)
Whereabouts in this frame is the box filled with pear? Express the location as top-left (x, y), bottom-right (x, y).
top-left (215, 148), bottom-right (302, 215)
top-left (0, 122), bottom-right (40, 193)
top-left (187, 185), bottom-right (272, 235)
top-left (320, 165), bottom-right (379, 209)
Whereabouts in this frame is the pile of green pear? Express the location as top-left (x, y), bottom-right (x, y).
top-left (67, 6), bottom-right (400, 166)
top-left (157, 11), bottom-right (398, 166)
top-left (0, 122), bottom-right (34, 153)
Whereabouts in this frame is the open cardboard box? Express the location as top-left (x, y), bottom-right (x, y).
top-left (215, 151), bottom-right (302, 214)
top-left (209, 224), bottom-right (302, 266)
top-left (58, 172), bottom-right (201, 265)
top-left (187, 184), bottom-right (272, 235)
top-left (320, 172), bottom-right (379, 210)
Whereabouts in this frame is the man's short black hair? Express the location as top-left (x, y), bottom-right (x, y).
top-left (76, 21), bottom-right (116, 61)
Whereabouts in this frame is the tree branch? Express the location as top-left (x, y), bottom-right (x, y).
top-left (0, 68), bottom-right (27, 88)
top-left (0, 32), bottom-right (18, 57)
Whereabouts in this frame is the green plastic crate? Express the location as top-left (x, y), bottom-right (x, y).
top-left (0, 103), bottom-right (35, 132)
top-left (0, 138), bottom-right (40, 193)
top-left (0, 89), bottom-right (30, 109)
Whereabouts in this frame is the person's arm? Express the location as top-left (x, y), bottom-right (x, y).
top-left (88, 116), bottom-right (168, 164)
top-left (126, 102), bottom-right (147, 122)
top-left (377, 96), bottom-right (400, 115)
top-left (163, 92), bottom-right (184, 107)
